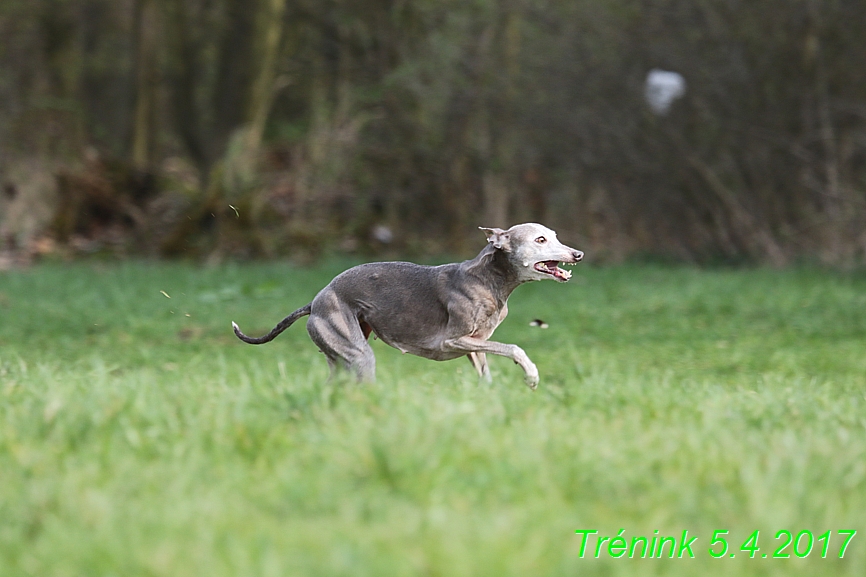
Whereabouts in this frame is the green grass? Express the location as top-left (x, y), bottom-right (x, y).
top-left (1, 261), bottom-right (865, 576)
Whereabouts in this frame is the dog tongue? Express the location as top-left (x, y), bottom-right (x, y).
top-left (535, 260), bottom-right (570, 280)
top-left (546, 261), bottom-right (572, 281)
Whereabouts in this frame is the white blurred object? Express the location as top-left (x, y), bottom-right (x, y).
top-left (371, 224), bottom-right (393, 244)
top-left (644, 69), bottom-right (686, 115)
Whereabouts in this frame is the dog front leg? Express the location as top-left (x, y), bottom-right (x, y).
top-left (467, 352), bottom-right (492, 383)
top-left (445, 337), bottom-right (539, 390)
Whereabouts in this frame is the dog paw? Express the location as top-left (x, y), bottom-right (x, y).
top-left (524, 372), bottom-right (539, 390)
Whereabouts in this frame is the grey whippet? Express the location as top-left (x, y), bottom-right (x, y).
top-left (232, 223), bottom-right (583, 389)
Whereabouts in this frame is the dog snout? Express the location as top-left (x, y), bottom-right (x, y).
top-left (572, 250), bottom-right (584, 262)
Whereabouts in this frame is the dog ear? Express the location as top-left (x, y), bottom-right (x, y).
top-left (479, 227), bottom-right (511, 250)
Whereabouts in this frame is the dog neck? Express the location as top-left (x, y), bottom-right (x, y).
top-left (462, 243), bottom-right (523, 302)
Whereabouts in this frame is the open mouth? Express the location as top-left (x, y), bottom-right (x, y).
top-left (534, 260), bottom-right (573, 281)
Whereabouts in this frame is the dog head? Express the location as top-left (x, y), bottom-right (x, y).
top-left (479, 223), bottom-right (583, 282)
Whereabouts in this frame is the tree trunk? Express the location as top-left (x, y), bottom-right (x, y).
top-left (162, 0), bottom-right (208, 178)
top-left (131, 0), bottom-right (159, 172)
top-left (247, 0), bottom-right (288, 153)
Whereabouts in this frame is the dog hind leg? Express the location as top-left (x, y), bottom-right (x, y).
top-left (307, 311), bottom-right (376, 382)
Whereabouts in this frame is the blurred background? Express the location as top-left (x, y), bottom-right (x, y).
top-left (1, 0), bottom-right (864, 266)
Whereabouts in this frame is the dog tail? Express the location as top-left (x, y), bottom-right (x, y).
top-left (232, 303), bottom-right (312, 344)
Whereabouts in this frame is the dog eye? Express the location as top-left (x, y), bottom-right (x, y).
top-left (535, 236), bottom-right (546, 244)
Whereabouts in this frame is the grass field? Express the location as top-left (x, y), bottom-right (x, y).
top-left (1, 260), bottom-right (865, 576)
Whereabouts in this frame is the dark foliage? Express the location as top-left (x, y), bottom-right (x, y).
top-left (1, 0), bottom-right (864, 264)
